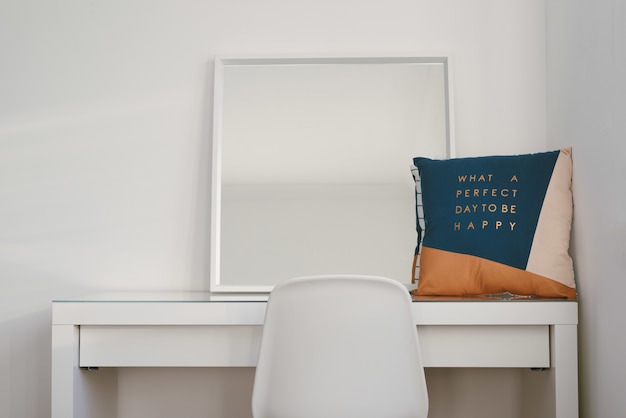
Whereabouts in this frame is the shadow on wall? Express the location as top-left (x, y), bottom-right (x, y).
top-left (1, 307), bottom-right (52, 418)
top-left (116, 368), bottom-right (256, 418)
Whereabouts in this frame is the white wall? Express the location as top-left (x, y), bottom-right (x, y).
top-left (0, 1), bottom-right (549, 417)
top-left (546, 1), bottom-right (626, 417)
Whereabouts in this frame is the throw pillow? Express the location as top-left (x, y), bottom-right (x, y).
top-left (411, 148), bottom-right (576, 299)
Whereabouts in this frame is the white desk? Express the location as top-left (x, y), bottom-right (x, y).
top-left (51, 292), bottom-right (578, 418)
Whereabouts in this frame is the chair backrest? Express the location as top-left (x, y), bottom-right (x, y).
top-left (252, 275), bottom-right (428, 418)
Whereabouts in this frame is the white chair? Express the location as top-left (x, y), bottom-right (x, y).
top-left (252, 275), bottom-right (428, 418)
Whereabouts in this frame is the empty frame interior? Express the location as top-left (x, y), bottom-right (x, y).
top-left (212, 56), bottom-right (453, 292)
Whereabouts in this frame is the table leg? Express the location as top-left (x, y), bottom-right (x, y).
top-left (551, 324), bottom-right (579, 418)
top-left (51, 325), bottom-right (79, 418)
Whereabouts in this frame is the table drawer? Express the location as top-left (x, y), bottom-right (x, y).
top-left (80, 324), bottom-right (549, 368)
top-left (80, 325), bottom-right (263, 367)
top-left (418, 325), bottom-right (550, 368)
